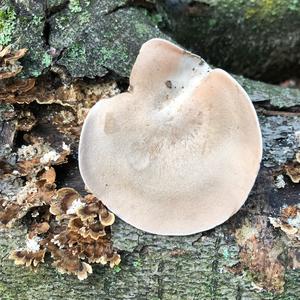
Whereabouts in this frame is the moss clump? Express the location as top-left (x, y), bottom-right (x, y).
top-left (241, 0), bottom-right (296, 20)
top-left (42, 53), bottom-right (52, 67)
top-left (113, 265), bottom-right (122, 273)
top-left (31, 15), bottom-right (43, 26)
top-left (0, 8), bottom-right (16, 45)
top-left (65, 42), bottom-right (86, 61)
top-left (79, 11), bottom-right (90, 25)
top-left (133, 259), bottom-right (142, 268)
top-left (148, 12), bottom-right (163, 27)
top-left (69, 0), bottom-right (82, 13)
top-left (69, 0), bottom-right (91, 14)
top-left (134, 23), bottom-right (150, 38)
top-left (99, 45), bottom-right (129, 66)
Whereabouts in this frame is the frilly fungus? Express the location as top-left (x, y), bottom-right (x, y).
top-left (2, 135), bottom-right (119, 280)
top-left (0, 52), bottom-right (120, 279)
top-left (79, 38), bottom-right (262, 235)
top-left (9, 187), bottom-right (120, 280)
top-left (0, 45), bottom-right (27, 79)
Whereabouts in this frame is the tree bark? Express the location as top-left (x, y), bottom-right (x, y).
top-left (155, 0), bottom-right (300, 83)
top-left (0, 1), bottom-right (300, 299)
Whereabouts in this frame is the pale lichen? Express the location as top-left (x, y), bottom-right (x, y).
top-left (274, 174), bottom-right (286, 189)
top-left (0, 8), bottom-right (16, 45)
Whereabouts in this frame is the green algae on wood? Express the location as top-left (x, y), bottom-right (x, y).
top-left (234, 75), bottom-right (300, 108)
top-left (156, 0), bottom-right (300, 82)
top-left (0, 7), bottom-right (16, 45)
top-left (0, 1), bottom-right (47, 77)
top-left (50, 1), bottom-right (167, 78)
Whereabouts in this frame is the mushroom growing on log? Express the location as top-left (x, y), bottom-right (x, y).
top-left (79, 39), bottom-right (262, 235)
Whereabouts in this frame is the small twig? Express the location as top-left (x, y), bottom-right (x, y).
top-left (256, 107), bottom-right (300, 117)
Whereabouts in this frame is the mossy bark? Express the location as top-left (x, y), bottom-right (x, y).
top-left (0, 1), bottom-right (300, 299)
top-left (155, 0), bottom-right (300, 83)
top-left (0, 0), bottom-right (167, 78)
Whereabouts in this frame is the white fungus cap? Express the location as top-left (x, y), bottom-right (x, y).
top-left (79, 38), bottom-right (262, 236)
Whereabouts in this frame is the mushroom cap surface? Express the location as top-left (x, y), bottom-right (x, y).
top-left (79, 38), bottom-right (262, 236)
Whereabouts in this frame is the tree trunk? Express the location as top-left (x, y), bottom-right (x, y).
top-left (0, 1), bottom-right (300, 299)
top-left (155, 0), bottom-right (300, 83)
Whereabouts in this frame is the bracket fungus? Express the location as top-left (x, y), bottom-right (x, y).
top-left (79, 39), bottom-right (262, 235)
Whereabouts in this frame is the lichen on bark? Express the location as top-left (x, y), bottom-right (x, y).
top-left (155, 0), bottom-right (300, 82)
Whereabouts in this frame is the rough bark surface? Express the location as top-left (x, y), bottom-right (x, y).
top-left (0, 1), bottom-right (300, 300)
top-left (155, 0), bottom-right (300, 82)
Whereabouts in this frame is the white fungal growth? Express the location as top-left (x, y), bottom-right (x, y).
top-left (18, 144), bottom-right (38, 160)
top-left (31, 210), bottom-right (40, 217)
top-left (26, 236), bottom-right (41, 252)
top-left (275, 175), bottom-right (286, 189)
top-left (16, 181), bottom-right (38, 204)
top-left (40, 150), bottom-right (60, 164)
top-left (62, 142), bottom-right (70, 151)
top-left (66, 198), bottom-right (84, 215)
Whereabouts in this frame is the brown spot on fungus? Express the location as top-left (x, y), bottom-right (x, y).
top-left (165, 80), bottom-right (172, 88)
top-left (79, 38), bottom-right (262, 235)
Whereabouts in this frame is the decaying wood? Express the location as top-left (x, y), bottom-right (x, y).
top-left (0, 0), bottom-right (299, 299)
top-left (0, 72), bottom-right (299, 300)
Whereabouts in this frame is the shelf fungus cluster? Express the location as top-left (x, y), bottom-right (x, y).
top-left (0, 44), bottom-right (120, 280)
top-left (9, 187), bottom-right (120, 280)
top-left (79, 38), bottom-right (262, 235)
top-left (0, 135), bottom-right (69, 227)
top-left (1, 134), bottom-right (119, 280)
top-left (0, 72), bottom-right (119, 139)
top-left (269, 204), bottom-right (300, 240)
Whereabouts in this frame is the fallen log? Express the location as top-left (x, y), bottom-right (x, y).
top-left (0, 1), bottom-right (299, 299)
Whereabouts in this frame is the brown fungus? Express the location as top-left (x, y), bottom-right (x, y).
top-left (269, 204), bottom-right (300, 240)
top-left (0, 45), bottom-right (27, 79)
top-left (0, 78), bottom-right (35, 102)
top-left (0, 65), bottom-right (119, 279)
top-left (0, 135), bottom-right (71, 227)
top-left (9, 249), bottom-right (46, 268)
top-left (79, 38), bottom-right (262, 235)
top-left (285, 162), bottom-right (300, 183)
top-left (49, 187), bottom-right (82, 219)
top-left (68, 217), bottom-right (106, 240)
top-left (9, 188), bottom-right (120, 280)
top-left (15, 110), bottom-right (37, 132)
